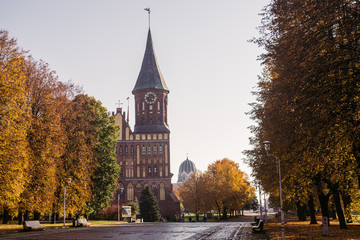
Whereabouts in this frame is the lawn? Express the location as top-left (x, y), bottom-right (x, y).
top-left (265, 215), bottom-right (360, 240)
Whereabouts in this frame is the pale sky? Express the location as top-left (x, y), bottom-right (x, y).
top-left (0, 0), bottom-right (269, 183)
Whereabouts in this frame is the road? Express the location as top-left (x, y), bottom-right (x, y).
top-left (1, 222), bottom-right (262, 240)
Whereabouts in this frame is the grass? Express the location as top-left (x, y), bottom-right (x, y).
top-left (265, 214), bottom-right (360, 240)
top-left (0, 220), bottom-right (127, 234)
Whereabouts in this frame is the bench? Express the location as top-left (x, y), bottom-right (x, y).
top-left (23, 220), bottom-right (45, 231)
top-left (77, 218), bottom-right (91, 227)
top-left (252, 219), bottom-right (264, 232)
top-left (251, 218), bottom-right (260, 226)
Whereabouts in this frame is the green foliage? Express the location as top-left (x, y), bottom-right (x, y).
top-left (88, 96), bottom-right (120, 215)
top-left (139, 186), bottom-right (161, 222)
top-left (127, 201), bottom-right (139, 217)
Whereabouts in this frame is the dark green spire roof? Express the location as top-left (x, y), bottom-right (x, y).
top-left (132, 29), bottom-right (168, 93)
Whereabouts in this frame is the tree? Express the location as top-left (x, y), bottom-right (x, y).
top-left (207, 159), bottom-right (254, 219)
top-left (20, 57), bottom-right (67, 220)
top-left (179, 170), bottom-right (213, 221)
top-left (0, 30), bottom-right (30, 222)
top-left (139, 186), bottom-right (161, 222)
top-left (88, 98), bottom-right (120, 216)
top-left (247, 0), bottom-right (360, 229)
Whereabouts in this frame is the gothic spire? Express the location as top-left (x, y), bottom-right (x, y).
top-left (132, 29), bottom-right (169, 93)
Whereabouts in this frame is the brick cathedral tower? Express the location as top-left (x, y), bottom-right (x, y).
top-left (113, 28), bottom-right (180, 219)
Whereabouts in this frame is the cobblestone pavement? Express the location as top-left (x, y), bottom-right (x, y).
top-left (1, 222), bottom-right (267, 240)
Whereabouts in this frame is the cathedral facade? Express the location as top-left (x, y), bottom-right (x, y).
top-left (113, 28), bottom-right (180, 219)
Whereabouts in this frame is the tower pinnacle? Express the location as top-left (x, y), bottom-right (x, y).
top-left (144, 8), bottom-right (151, 28)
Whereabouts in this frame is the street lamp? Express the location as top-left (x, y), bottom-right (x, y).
top-left (118, 187), bottom-right (124, 221)
top-left (64, 177), bottom-right (72, 227)
top-left (262, 141), bottom-right (284, 240)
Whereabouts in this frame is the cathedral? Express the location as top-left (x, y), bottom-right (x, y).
top-left (113, 28), bottom-right (180, 219)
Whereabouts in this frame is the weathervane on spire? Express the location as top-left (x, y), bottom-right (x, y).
top-left (144, 8), bottom-right (151, 28)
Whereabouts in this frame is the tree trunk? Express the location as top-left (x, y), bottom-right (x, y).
top-left (34, 211), bottom-right (40, 220)
top-left (18, 210), bottom-right (24, 225)
top-left (308, 195), bottom-right (317, 224)
top-left (222, 207), bottom-right (227, 220)
top-left (296, 201), bottom-right (307, 221)
top-left (331, 185), bottom-right (347, 229)
top-left (341, 191), bottom-right (353, 223)
top-left (2, 206), bottom-right (10, 224)
top-left (215, 201), bottom-right (221, 220)
top-left (315, 185), bottom-right (330, 225)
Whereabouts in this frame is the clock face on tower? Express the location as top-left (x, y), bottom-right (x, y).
top-left (144, 91), bottom-right (157, 104)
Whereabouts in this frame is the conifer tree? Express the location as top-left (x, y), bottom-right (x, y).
top-left (139, 186), bottom-right (161, 222)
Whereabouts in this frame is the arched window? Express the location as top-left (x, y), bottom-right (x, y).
top-left (127, 183), bottom-right (134, 201)
top-left (125, 145), bottom-right (128, 155)
top-left (159, 145), bottom-right (162, 154)
top-left (142, 145), bottom-right (145, 155)
top-left (160, 183), bottom-right (165, 200)
top-left (120, 145), bottom-right (123, 155)
top-left (154, 166), bottom-right (157, 176)
top-left (131, 146), bottom-right (134, 155)
top-left (153, 145), bottom-right (157, 154)
top-left (148, 145), bottom-right (151, 155)
top-left (148, 166), bottom-right (152, 176)
top-left (152, 183), bottom-right (158, 198)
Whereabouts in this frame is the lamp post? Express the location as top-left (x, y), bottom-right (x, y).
top-left (63, 177), bottom-right (72, 227)
top-left (262, 141), bottom-right (284, 240)
top-left (118, 187), bottom-right (124, 221)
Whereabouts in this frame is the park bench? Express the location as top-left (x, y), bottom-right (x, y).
top-left (252, 219), bottom-right (264, 232)
top-left (77, 218), bottom-right (91, 227)
top-left (23, 220), bottom-right (45, 231)
top-left (251, 217), bottom-right (260, 226)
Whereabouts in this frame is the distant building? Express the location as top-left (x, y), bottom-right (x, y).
top-left (113, 28), bottom-right (180, 219)
top-left (177, 156), bottom-right (196, 183)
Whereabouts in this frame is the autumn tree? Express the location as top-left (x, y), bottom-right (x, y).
top-left (19, 57), bottom-right (68, 221)
top-left (0, 30), bottom-right (30, 223)
top-left (179, 170), bottom-right (213, 221)
top-left (207, 159), bottom-right (253, 219)
top-left (247, 0), bottom-right (360, 229)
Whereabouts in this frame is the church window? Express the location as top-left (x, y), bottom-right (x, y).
top-left (160, 183), bottom-right (165, 200)
top-left (157, 101), bottom-right (160, 110)
top-left (154, 145), bottom-right (157, 154)
top-left (148, 166), bottom-right (152, 176)
top-left (142, 145), bottom-right (145, 155)
top-left (159, 145), bottom-right (162, 154)
top-left (148, 145), bottom-right (151, 155)
top-left (120, 145), bottom-right (123, 155)
top-left (152, 183), bottom-right (158, 197)
top-left (143, 167), bottom-right (146, 177)
top-left (127, 183), bottom-right (134, 201)
top-left (142, 102), bottom-right (145, 111)
top-left (125, 145), bottom-right (128, 155)
top-left (159, 166), bottom-right (163, 177)
top-left (137, 166), bottom-right (140, 177)
top-left (120, 168), bottom-right (123, 177)
top-left (154, 166), bottom-right (157, 176)
top-left (136, 183), bottom-right (141, 188)
top-left (165, 166), bottom-right (168, 176)
top-left (131, 146), bottom-right (134, 155)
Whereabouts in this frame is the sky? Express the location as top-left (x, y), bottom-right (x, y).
top-left (0, 0), bottom-right (269, 183)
